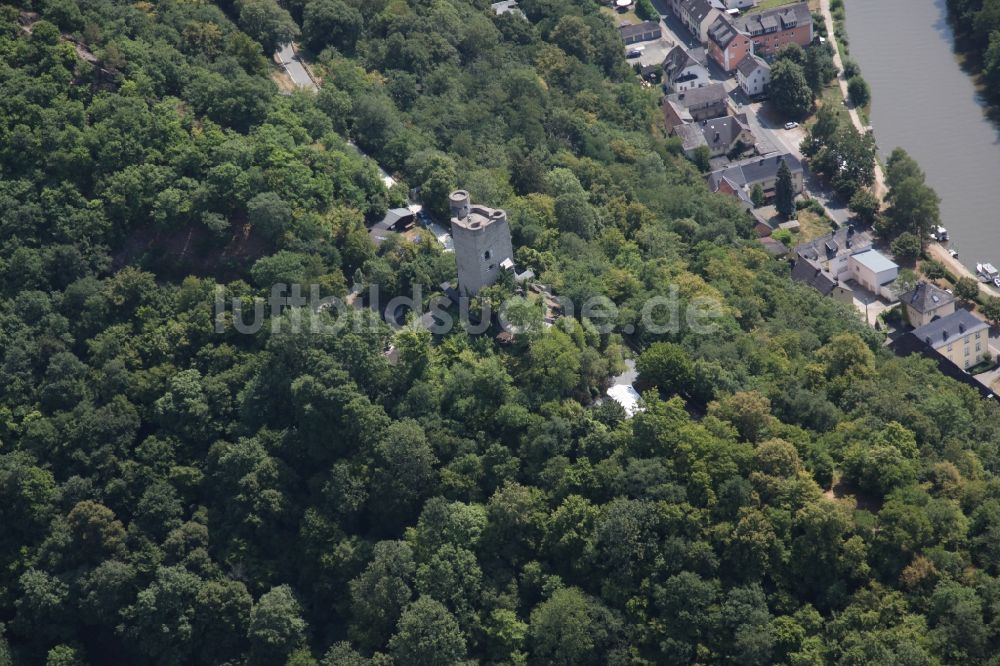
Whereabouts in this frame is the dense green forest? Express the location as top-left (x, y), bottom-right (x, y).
top-left (3, 0), bottom-right (1000, 664)
top-left (947, 0), bottom-right (1000, 107)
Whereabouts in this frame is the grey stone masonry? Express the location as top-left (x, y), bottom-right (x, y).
top-left (449, 190), bottom-right (514, 296)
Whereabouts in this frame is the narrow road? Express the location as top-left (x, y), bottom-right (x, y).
top-left (275, 44), bottom-right (316, 91)
top-left (819, 0), bottom-right (885, 198)
top-left (926, 242), bottom-right (1000, 298)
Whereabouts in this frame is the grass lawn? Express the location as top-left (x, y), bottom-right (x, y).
top-left (600, 5), bottom-right (640, 25)
top-left (795, 208), bottom-right (837, 243)
top-left (804, 84), bottom-right (846, 130)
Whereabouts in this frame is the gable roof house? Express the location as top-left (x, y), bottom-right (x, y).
top-left (619, 20), bottom-right (663, 45)
top-left (906, 309), bottom-right (991, 371)
top-left (676, 0), bottom-right (724, 44)
top-left (733, 2), bottom-right (813, 56)
top-left (793, 226), bottom-right (873, 278)
top-left (737, 53), bottom-right (770, 96)
top-left (790, 256), bottom-right (844, 298)
top-left (673, 114), bottom-right (756, 158)
top-left (707, 15), bottom-right (753, 71)
top-left (663, 82), bottom-right (731, 129)
top-left (662, 45), bottom-right (711, 92)
top-left (900, 281), bottom-right (956, 328)
top-left (707, 153), bottom-right (804, 202)
top-left (368, 207), bottom-right (416, 246)
top-left (790, 227), bottom-right (875, 302)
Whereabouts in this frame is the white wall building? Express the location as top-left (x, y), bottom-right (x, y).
top-left (848, 249), bottom-right (899, 295)
top-left (736, 54), bottom-right (770, 97)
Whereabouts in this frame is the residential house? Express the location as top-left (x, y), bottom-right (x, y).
top-left (662, 45), bottom-right (711, 92)
top-left (909, 309), bottom-right (990, 371)
top-left (663, 83), bottom-right (731, 129)
top-left (707, 16), bottom-right (753, 72)
top-left (673, 113), bottom-right (755, 158)
top-left (619, 20), bottom-right (663, 45)
top-left (675, 0), bottom-right (724, 44)
top-left (900, 281), bottom-right (956, 327)
top-left (707, 153), bottom-right (804, 203)
top-left (792, 226), bottom-right (873, 283)
top-left (790, 258), bottom-right (853, 302)
top-left (734, 2), bottom-right (813, 57)
top-left (847, 249), bottom-right (899, 299)
top-left (368, 207), bottom-right (415, 246)
top-left (736, 53), bottom-right (770, 96)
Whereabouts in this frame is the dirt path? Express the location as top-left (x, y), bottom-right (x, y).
top-left (819, 0), bottom-right (886, 199)
top-left (926, 242), bottom-right (1000, 298)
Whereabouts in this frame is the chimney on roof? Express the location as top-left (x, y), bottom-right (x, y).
top-left (714, 132), bottom-right (720, 142)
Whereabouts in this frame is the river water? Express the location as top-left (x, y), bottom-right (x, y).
top-left (844, 0), bottom-right (1000, 271)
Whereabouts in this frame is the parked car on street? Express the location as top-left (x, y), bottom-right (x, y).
top-left (784, 121), bottom-right (799, 130)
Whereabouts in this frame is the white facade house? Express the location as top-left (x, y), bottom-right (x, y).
top-left (848, 249), bottom-right (899, 295)
top-left (736, 54), bottom-right (770, 97)
top-left (663, 46), bottom-right (711, 93)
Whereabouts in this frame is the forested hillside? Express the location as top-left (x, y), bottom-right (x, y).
top-left (3, 0), bottom-right (1000, 664)
top-left (947, 0), bottom-right (1000, 107)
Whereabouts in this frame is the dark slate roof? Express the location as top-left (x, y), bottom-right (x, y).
top-left (737, 53), bottom-right (769, 77)
top-left (681, 0), bottom-right (720, 22)
top-left (373, 207), bottom-right (414, 232)
top-left (708, 16), bottom-right (739, 49)
top-left (663, 45), bottom-right (701, 79)
top-left (901, 281), bottom-right (955, 314)
top-left (667, 82), bottom-right (728, 109)
top-left (793, 225), bottom-right (872, 263)
top-left (619, 21), bottom-right (662, 40)
top-left (790, 257), bottom-right (837, 295)
top-left (742, 153), bottom-right (802, 182)
top-left (911, 309), bottom-right (989, 349)
top-left (736, 1), bottom-right (811, 33)
top-left (700, 114), bottom-right (752, 150)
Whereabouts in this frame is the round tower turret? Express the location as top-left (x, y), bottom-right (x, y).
top-left (449, 190), bottom-right (471, 220)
